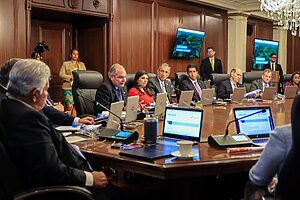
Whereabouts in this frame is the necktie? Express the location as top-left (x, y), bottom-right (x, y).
top-left (210, 58), bottom-right (215, 71)
top-left (161, 82), bottom-right (166, 93)
top-left (117, 88), bottom-right (123, 101)
top-left (70, 144), bottom-right (93, 170)
top-left (194, 81), bottom-right (202, 98)
top-left (272, 63), bottom-right (275, 71)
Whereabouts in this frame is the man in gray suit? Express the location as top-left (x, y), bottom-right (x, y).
top-left (250, 69), bottom-right (274, 98)
top-left (148, 63), bottom-right (174, 104)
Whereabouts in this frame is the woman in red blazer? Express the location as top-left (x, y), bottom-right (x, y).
top-left (128, 70), bottom-right (155, 107)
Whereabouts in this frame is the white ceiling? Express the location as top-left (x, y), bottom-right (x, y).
top-left (187, 0), bottom-right (270, 19)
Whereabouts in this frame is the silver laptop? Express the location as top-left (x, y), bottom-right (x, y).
top-left (106, 101), bottom-right (124, 129)
top-left (233, 106), bottom-right (274, 146)
top-left (198, 88), bottom-right (215, 105)
top-left (178, 90), bottom-right (194, 108)
top-left (124, 96), bottom-right (139, 123)
top-left (153, 93), bottom-right (167, 117)
top-left (262, 87), bottom-right (276, 100)
top-left (157, 106), bottom-right (203, 145)
top-left (284, 85), bottom-right (298, 99)
top-left (231, 87), bottom-right (246, 103)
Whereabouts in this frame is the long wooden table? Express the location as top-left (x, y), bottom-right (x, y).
top-left (76, 99), bottom-right (293, 199)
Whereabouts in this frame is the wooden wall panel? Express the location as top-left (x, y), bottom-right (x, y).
top-left (287, 32), bottom-right (300, 73)
top-left (246, 17), bottom-right (273, 71)
top-left (0, 0), bottom-right (26, 65)
top-left (157, 5), bottom-right (201, 74)
top-left (112, 0), bottom-right (153, 74)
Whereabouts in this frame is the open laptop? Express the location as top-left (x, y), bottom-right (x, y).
top-left (157, 106), bottom-right (203, 145)
top-left (153, 93), bottom-right (167, 117)
top-left (198, 88), bottom-right (215, 105)
top-left (231, 87), bottom-right (246, 103)
top-left (233, 106), bottom-right (275, 146)
top-left (262, 87), bottom-right (276, 100)
top-left (178, 90), bottom-right (194, 108)
top-left (106, 101), bottom-right (124, 129)
top-left (124, 96), bottom-right (139, 123)
top-left (284, 85), bottom-right (298, 99)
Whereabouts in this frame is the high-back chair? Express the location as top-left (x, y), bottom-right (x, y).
top-left (72, 70), bottom-right (103, 116)
top-left (283, 73), bottom-right (292, 83)
top-left (125, 72), bottom-right (156, 91)
top-left (242, 71), bottom-right (263, 92)
top-left (211, 73), bottom-right (230, 94)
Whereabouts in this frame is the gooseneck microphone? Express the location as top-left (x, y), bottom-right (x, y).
top-left (76, 93), bottom-right (124, 131)
top-left (208, 108), bottom-right (266, 149)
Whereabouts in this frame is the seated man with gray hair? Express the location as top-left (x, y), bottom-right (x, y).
top-left (0, 59), bottom-right (123, 200)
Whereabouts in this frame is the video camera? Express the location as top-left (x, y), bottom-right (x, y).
top-left (34, 41), bottom-right (49, 54)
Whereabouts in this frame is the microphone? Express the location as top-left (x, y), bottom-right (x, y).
top-left (208, 108), bottom-right (266, 149)
top-left (76, 93), bottom-right (124, 131)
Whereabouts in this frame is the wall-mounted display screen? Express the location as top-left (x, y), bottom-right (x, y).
top-left (253, 38), bottom-right (279, 70)
top-left (171, 28), bottom-right (205, 59)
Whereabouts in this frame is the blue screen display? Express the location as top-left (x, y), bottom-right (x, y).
top-left (115, 131), bottom-right (132, 138)
top-left (171, 28), bottom-right (205, 58)
top-left (253, 38), bottom-right (279, 70)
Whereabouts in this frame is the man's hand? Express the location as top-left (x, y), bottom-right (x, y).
top-left (91, 171), bottom-right (108, 189)
top-left (79, 116), bottom-right (94, 125)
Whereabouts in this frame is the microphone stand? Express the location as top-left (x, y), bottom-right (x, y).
top-left (76, 93), bottom-right (124, 131)
top-left (208, 108), bottom-right (266, 149)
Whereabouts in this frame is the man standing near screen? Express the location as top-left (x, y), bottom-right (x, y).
top-left (263, 53), bottom-right (284, 93)
top-left (200, 47), bottom-right (223, 82)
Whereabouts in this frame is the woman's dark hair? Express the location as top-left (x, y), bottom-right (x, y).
top-left (276, 95), bottom-right (300, 199)
top-left (69, 48), bottom-right (80, 61)
top-left (291, 71), bottom-right (300, 86)
top-left (133, 70), bottom-right (151, 96)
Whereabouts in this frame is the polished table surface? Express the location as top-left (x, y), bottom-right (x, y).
top-left (76, 99), bottom-right (293, 180)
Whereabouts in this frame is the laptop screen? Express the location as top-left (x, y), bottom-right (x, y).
top-left (162, 107), bottom-right (203, 141)
top-left (233, 106), bottom-right (274, 138)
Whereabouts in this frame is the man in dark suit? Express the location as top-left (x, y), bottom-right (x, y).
top-left (148, 63), bottom-right (174, 104)
top-left (217, 68), bottom-right (242, 99)
top-left (179, 64), bottom-right (206, 102)
top-left (0, 58), bottom-right (93, 126)
top-left (263, 53), bottom-right (284, 93)
top-left (0, 59), bottom-right (121, 200)
top-left (200, 47), bottom-right (223, 81)
top-left (94, 63), bottom-right (128, 114)
top-left (250, 69), bottom-right (274, 98)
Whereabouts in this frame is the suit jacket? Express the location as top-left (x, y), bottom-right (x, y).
top-left (250, 79), bottom-right (274, 92)
top-left (148, 76), bottom-right (174, 103)
top-left (179, 78), bottom-right (206, 102)
top-left (128, 87), bottom-right (154, 106)
top-left (0, 86), bottom-right (74, 126)
top-left (263, 62), bottom-right (284, 93)
top-left (217, 79), bottom-right (242, 99)
top-left (94, 80), bottom-right (128, 114)
top-left (0, 98), bottom-right (90, 190)
top-left (59, 61), bottom-right (86, 90)
top-left (200, 57), bottom-right (223, 81)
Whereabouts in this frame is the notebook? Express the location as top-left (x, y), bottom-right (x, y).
top-left (124, 96), bottom-right (139, 123)
top-left (231, 87), bottom-right (246, 103)
top-left (233, 106), bottom-right (275, 146)
top-left (153, 93), bottom-right (167, 117)
top-left (198, 88), bottom-right (215, 105)
top-left (284, 85), bottom-right (298, 99)
top-left (178, 90), bottom-right (194, 108)
top-left (262, 87), bottom-right (276, 100)
top-left (157, 106), bottom-right (203, 145)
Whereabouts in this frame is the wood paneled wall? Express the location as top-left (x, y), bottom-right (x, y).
top-left (246, 17), bottom-right (273, 72)
top-left (287, 31), bottom-right (300, 73)
top-left (110, 0), bottom-right (228, 76)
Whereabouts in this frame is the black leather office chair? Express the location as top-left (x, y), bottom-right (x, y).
top-left (72, 70), bottom-right (103, 116)
top-left (211, 73), bottom-right (230, 94)
top-left (242, 71), bottom-right (263, 92)
top-left (283, 73), bottom-right (292, 83)
top-left (125, 72), bottom-right (156, 91)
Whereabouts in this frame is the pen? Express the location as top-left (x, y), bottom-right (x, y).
top-left (227, 147), bottom-right (264, 154)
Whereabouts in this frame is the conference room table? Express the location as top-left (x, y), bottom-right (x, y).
top-left (75, 98), bottom-right (293, 199)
